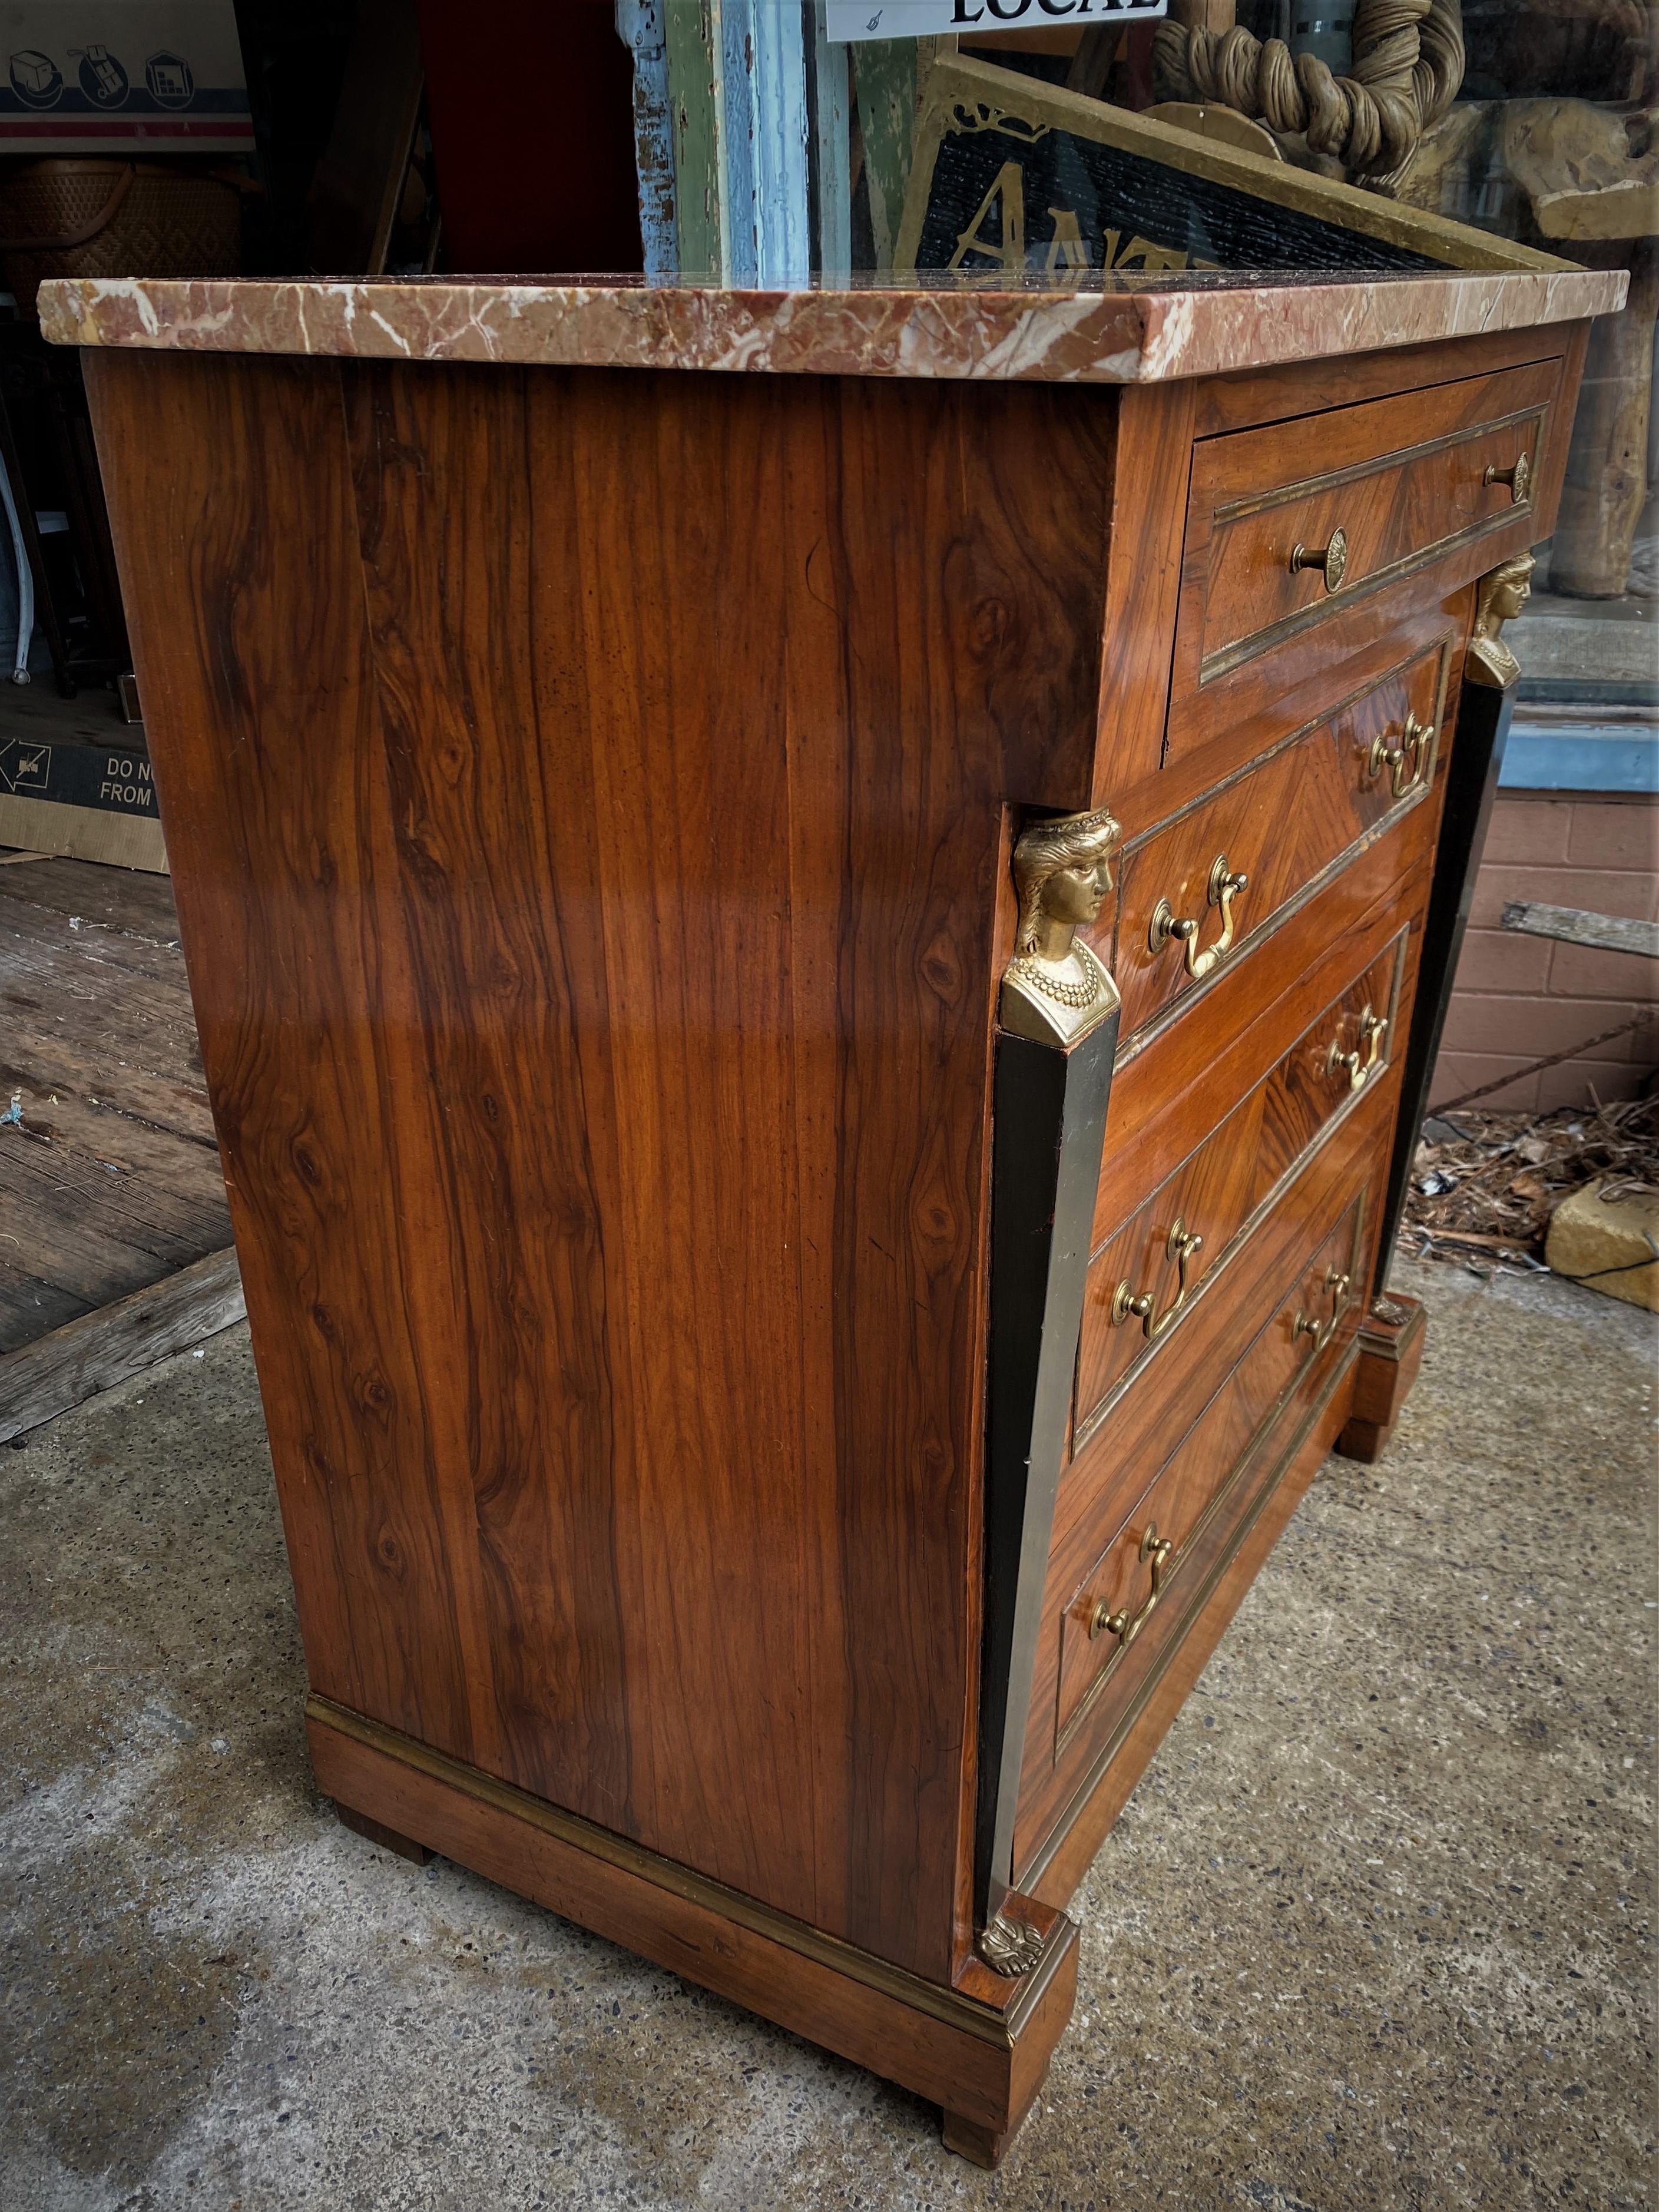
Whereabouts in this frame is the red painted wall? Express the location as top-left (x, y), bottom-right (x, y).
top-left (416, 0), bottom-right (644, 275)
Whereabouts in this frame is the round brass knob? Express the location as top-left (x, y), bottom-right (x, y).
top-left (1289, 525), bottom-right (1349, 595)
top-left (1484, 451), bottom-right (1531, 505)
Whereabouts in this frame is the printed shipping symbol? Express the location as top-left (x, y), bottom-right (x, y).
top-left (0, 740), bottom-right (48, 793)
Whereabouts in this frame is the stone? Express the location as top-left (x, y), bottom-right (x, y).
top-left (1545, 1178), bottom-right (1659, 1310)
top-left (27, 266), bottom-right (1627, 389)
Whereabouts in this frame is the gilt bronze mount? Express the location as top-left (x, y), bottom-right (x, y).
top-left (1001, 807), bottom-right (1122, 1047)
top-left (1466, 552), bottom-right (1534, 691)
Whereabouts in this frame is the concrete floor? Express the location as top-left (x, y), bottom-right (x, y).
top-left (2, 1257), bottom-right (1653, 2211)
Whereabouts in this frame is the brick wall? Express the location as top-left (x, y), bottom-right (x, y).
top-left (1432, 792), bottom-right (1658, 1112)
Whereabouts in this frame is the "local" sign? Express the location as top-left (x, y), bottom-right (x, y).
top-left (827, 0), bottom-right (1167, 42)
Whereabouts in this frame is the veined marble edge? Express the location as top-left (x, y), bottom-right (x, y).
top-left (37, 270), bottom-right (1628, 385)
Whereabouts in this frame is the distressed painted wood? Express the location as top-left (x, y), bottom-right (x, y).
top-left (1503, 900), bottom-right (1659, 960)
top-left (664, 0), bottom-right (725, 277)
top-left (809, 1), bottom-right (852, 280)
top-left (617, 0), bottom-right (679, 278)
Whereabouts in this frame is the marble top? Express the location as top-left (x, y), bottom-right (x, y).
top-left (37, 269), bottom-right (1627, 385)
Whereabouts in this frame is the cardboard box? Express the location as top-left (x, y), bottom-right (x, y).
top-left (0, 719), bottom-right (168, 870)
top-left (0, 4), bottom-right (250, 155)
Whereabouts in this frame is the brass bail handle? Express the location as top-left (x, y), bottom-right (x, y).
top-left (1149, 851), bottom-right (1249, 982)
top-left (1293, 1264), bottom-right (1352, 1355)
top-left (1366, 711), bottom-right (1435, 799)
top-left (1484, 451), bottom-right (1531, 505)
top-left (1289, 524), bottom-right (1349, 595)
top-left (1088, 1522), bottom-right (1175, 1647)
top-left (1111, 1216), bottom-right (1205, 1342)
top-left (1324, 1004), bottom-right (1389, 1092)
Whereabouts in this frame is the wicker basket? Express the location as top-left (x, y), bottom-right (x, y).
top-left (0, 159), bottom-right (242, 315)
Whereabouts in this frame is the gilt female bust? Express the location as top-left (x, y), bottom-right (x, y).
top-left (1466, 552), bottom-right (1534, 691)
top-left (1001, 806), bottom-right (1122, 1047)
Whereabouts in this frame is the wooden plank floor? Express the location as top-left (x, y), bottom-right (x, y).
top-left (0, 849), bottom-right (233, 1362)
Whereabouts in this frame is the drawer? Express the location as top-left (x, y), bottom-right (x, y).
top-left (1013, 1081), bottom-right (1394, 1877)
top-left (1172, 356), bottom-right (1561, 704)
top-left (1090, 638), bottom-right (1450, 1049)
top-left (1092, 770), bottom-right (1443, 1245)
top-left (1075, 926), bottom-right (1408, 1445)
top-left (1053, 1198), bottom-right (1363, 1755)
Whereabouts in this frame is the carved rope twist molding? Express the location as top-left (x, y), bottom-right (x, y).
top-left (1152, 0), bottom-right (1465, 177)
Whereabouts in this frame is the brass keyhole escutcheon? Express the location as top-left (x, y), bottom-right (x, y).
top-left (1484, 451), bottom-right (1531, 505)
top-left (1088, 1522), bottom-right (1175, 1645)
top-left (1111, 1216), bottom-right (1205, 1342)
top-left (1149, 852), bottom-right (1249, 981)
top-left (1324, 1005), bottom-right (1388, 1092)
top-left (1289, 524), bottom-right (1349, 594)
top-left (1366, 712), bottom-right (1434, 799)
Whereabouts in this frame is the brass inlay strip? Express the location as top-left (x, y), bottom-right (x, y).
top-left (1022, 1337), bottom-right (1361, 1893)
top-left (306, 1693), bottom-right (1069, 2047)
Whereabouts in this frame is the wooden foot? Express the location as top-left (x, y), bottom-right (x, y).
top-left (1335, 1293), bottom-right (1426, 1464)
top-left (942, 2064), bottom-right (1047, 2168)
top-left (335, 1800), bottom-right (433, 1865)
top-left (943, 2110), bottom-right (1013, 2167)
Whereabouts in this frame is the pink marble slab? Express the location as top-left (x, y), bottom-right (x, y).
top-left (37, 270), bottom-right (1627, 384)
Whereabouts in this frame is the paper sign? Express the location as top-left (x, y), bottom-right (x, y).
top-left (827, 0), bottom-right (1166, 41)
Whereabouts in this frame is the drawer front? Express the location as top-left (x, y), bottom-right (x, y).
top-left (1013, 1081), bottom-right (1394, 1877)
top-left (1092, 638), bottom-right (1449, 1049)
top-left (1075, 927), bottom-right (1408, 1444)
top-left (1053, 1199), bottom-right (1362, 1753)
top-left (1173, 357), bottom-right (1561, 701)
top-left (1092, 769), bottom-right (1444, 1251)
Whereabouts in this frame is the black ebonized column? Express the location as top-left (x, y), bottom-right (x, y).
top-left (1374, 678), bottom-right (1515, 1281)
top-left (976, 1009), bottom-right (1118, 1926)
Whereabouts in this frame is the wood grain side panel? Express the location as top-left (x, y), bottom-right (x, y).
top-left (1091, 378), bottom-right (1196, 801)
top-left (83, 347), bottom-right (494, 1763)
top-left (91, 351), bottom-right (1118, 1986)
top-left (547, 369), bottom-right (829, 1916)
top-left (788, 375), bottom-right (1116, 1973)
top-left (339, 364), bottom-right (638, 1830)
top-left (1525, 320), bottom-right (1590, 545)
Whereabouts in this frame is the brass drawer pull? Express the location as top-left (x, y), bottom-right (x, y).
top-left (1149, 852), bottom-right (1249, 981)
top-left (1293, 1265), bottom-right (1352, 1355)
top-left (1484, 451), bottom-right (1531, 505)
top-left (1365, 711), bottom-right (1434, 799)
top-left (1324, 1004), bottom-right (1388, 1091)
top-left (1111, 1216), bottom-right (1204, 1342)
top-left (1288, 524), bottom-right (1349, 594)
top-left (1088, 1522), bottom-right (1174, 1647)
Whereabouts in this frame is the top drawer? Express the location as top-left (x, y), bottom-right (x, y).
top-left (1171, 356), bottom-right (1562, 704)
